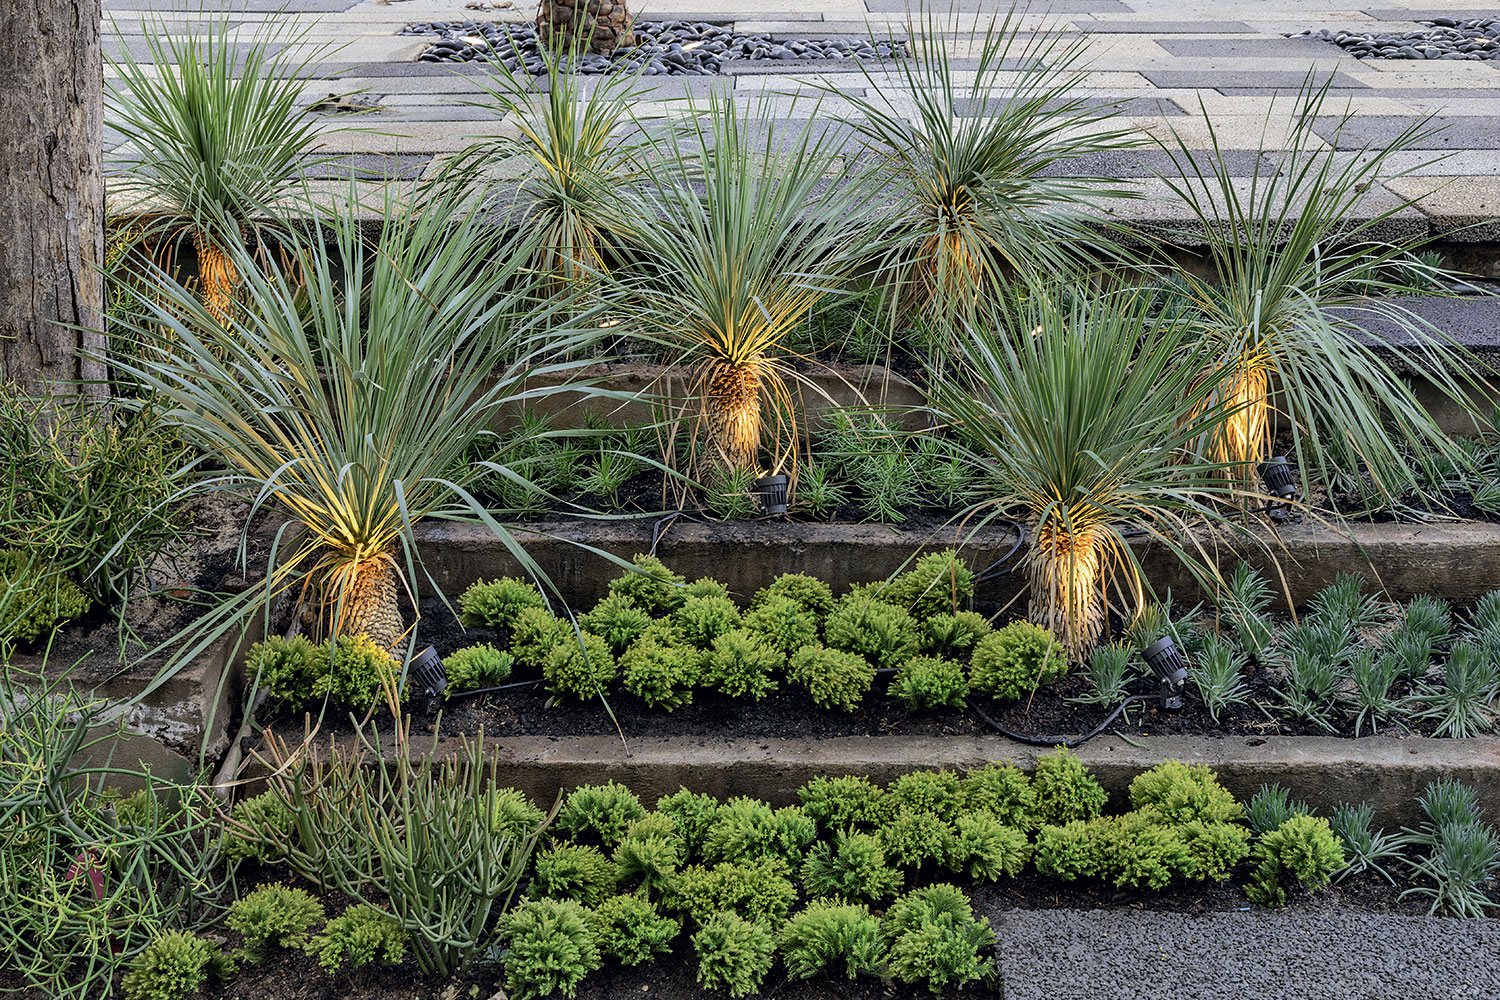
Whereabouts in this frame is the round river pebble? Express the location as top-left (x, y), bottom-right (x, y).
top-left (401, 19), bottom-right (903, 75)
top-left (1293, 17), bottom-right (1500, 60)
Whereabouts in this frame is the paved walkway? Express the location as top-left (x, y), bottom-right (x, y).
top-left (100, 2), bottom-right (1500, 247)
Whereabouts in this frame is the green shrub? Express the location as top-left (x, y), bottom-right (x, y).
top-left (556, 782), bottom-right (647, 850)
top-left (590, 894), bottom-right (680, 966)
top-left (788, 644), bottom-right (875, 711)
top-left (825, 596), bottom-right (921, 670)
top-left (951, 814), bottom-right (1031, 881)
top-left (316, 634), bottom-right (396, 711)
top-left (613, 815), bottom-right (684, 893)
top-left (442, 643), bottom-right (513, 693)
top-left (779, 900), bottom-right (883, 981)
top-left (692, 911), bottom-right (775, 998)
top-left (752, 573), bottom-right (835, 619)
top-left (0, 549), bottom-right (91, 644)
top-left (969, 622), bottom-right (1068, 700)
top-left (244, 635), bottom-right (327, 708)
top-left (879, 810), bottom-right (957, 871)
top-left (1032, 748), bottom-right (1108, 825)
top-left (1246, 814), bottom-right (1347, 908)
top-left (579, 594), bottom-right (654, 655)
top-left (608, 554), bottom-right (687, 614)
top-left (304, 904), bottom-right (406, 972)
top-left (922, 611), bottom-right (993, 658)
top-left (885, 549), bottom-right (975, 618)
top-left (619, 637), bottom-right (699, 710)
top-left (1089, 812), bottom-right (1189, 890)
top-left (488, 788), bottom-right (547, 843)
top-left (674, 595), bottom-right (744, 648)
top-left (703, 798), bottom-right (816, 867)
top-left (703, 629), bottom-right (782, 700)
top-left (801, 831), bottom-right (904, 903)
top-left (531, 844), bottom-right (619, 906)
top-left (122, 931), bottom-right (229, 1000)
top-left (657, 788), bottom-right (720, 855)
top-left (227, 884), bottom-right (326, 962)
top-left (224, 790), bottom-right (293, 863)
top-left (890, 656), bottom-right (969, 711)
top-left (1178, 819), bottom-right (1253, 882)
top-left (686, 577), bottom-right (730, 600)
top-left (886, 770), bottom-right (964, 822)
top-left (459, 576), bottom-right (545, 628)
top-left (880, 884), bottom-right (997, 992)
top-left (1128, 760), bottom-right (1243, 826)
top-left (511, 606), bottom-right (569, 669)
top-left (798, 774), bottom-right (887, 832)
top-left (542, 631), bottom-right (616, 701)
top-left (1033, 821), bottom-right (1097, 881)
top-left (501, 898), bottom-right (602, 1000)
top-left (961, 763), bottom-right (1036, 831)
top-left (666, 857), bottom-right (798, 927)
top-left (743, 596), bottom-right (820, 655)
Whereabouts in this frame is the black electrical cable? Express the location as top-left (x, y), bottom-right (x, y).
top-left (972, 518), bottom-right (1026, 583)
top-left (444, 677), bottom-right (544, 700)
top-left (965, 694), bottom-right (1155, 749)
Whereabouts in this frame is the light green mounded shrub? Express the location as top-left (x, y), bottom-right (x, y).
top-left (488, 787), bottom-right (547, 843)
top-left (542, 631), bottom-right (616, 701)
top-left (501, 898), bottom-right (602, 1000)
top-left (788, 644), bottom-right (876, 711)
top-left (316, 634), bottom-right (397, 712)
top-left (1128, 760), bottom-right (1243, 826)
top-left (1246, 814), bottom-right (1347, 908)
top-left (458, 575), bottom-right (545, 628)
top-left (674, 595), bottom-right (744, 648)
top-left (886, 770), bottom-right (965, 823)
top-left (969, 622), bottom-right (1068, 700)
top-left (1177, 818), bottom-right (1253, 883)
top-left (779, 900), bottom-right (883, 981)
top-left (510, 605), bottom-right (569, 669)
top-left (665, 857), bottom-right (799, 927)
top-left (880, 810), bottom-right (957, 871)
top-left (801, 831), bottom-right (904, 903)
top-left (244, 635), bottom-right (328, 708)
top-left (951, 813), bottom-right (1031, 881)
top-left (890, 655), bottom-right (969, 711)
top-left (608, 554), bottom-right (687, 614)
top-left (224, 790), bottom-right (293, 863)
top-left (922, 610), bottom-right (993, 658)
top-left (884, 549), bottom-right (975, 618)
top-left (1033, 820), bottom-right (1097, 881)
top-left (657, 788), bottom-right (721, 855)
top-left (880, 884), bottom-right (997, 993)
top-left (442, 643), bottom-right (513, 693)
top-left (613, 814), bottom-right (685, 893)
top-left (122, 931), bottom-right (228, 1000)
top-left (702, 798), bottom-right (816, 867)
top-left (1032, 748), bottom-right (1108, 825)
top-left (555, 782), bottom-right (647, 850)
top-left (960, 763), bottom-right (1037, 831)
top-left (591, 894), bottom-right (681, 966)
top-left (824, 596), bottom-right (921, 670)
top-left (752, 572), bottom-right (835, 619)
top-left (619, 637), bottom-right (699, 710)
top-left (227, 884), bottom-right (326, 962)
top-left (1088, 812), bottom-right (1190, 890)
top-left (0, 549), bottom-right (91, 645)
top-left (579, 593), bottom-right (654, 655)
top-left (686, 576), bottom-right (731, 600)
top-left (304, 904), bottom-right (406, 972)
top-left (531, 844), bottom-right (619, 907)
top-left (797, 774), bottom-right (888, 831)
top-left (703, 629), bottom-right (783, 700)
top-left (693, 910), bottom-right (776, 998)
top-left (743, 596), bottom-right (820, 655)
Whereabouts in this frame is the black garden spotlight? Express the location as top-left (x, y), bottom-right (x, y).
top-left (752, 473), bottom-right (790, 516)
top-left (1259, 456), bottom-right (1298, 521)
top-left (1141, 636), bottom-right (1188, 711)
top-left (409, 645), bottom-right (448, 698)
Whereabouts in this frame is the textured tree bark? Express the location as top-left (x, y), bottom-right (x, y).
top-left (0, 0), bottom-right (107, 396)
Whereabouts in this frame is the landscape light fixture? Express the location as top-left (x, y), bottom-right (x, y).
top-left (752, 473), bottom-right (789, 516)
top-left (409, 645), bottom-right (448, 698)
top-left (1258, 455), bottom-right (1298, 522)
top-left (1141, 636), bottom-right (1188, 711)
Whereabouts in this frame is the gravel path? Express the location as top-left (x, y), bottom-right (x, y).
top-left (995, 908), bottom-right (1500, 999)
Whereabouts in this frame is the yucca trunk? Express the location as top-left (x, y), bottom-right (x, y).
top-left (331, 552), bottom-right (405, 652)
top-left (1026, 519), bottom-right (1105, 660)
top-left (913, 229), bottom-right (985, 318)
top-left (193, 227), bottom-right (240, 325)
top-left (704, 361), bottom-right (762, 471)
top-left (536, 0), bottom-right (634, 55)
top-left (1210, 362), bottom-right (1271, 477)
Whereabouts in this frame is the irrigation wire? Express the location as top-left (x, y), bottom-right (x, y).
top-left (965, 693), bottom-right (1156, 748)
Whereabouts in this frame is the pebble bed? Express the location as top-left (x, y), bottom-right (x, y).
top-left (1293, 17), bottom-right (1500, 60)
top-left (403, 19), bottom-right (902, 75)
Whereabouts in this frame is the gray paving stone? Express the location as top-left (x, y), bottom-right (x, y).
top-left (1142, 69), bottom-right (1368, 90)
top-left (1217, 87), bottom-right (1500, 98)
top-left (955, 95), bottom-right (1189, 118)
top-left (1315, 115), bottom-right (1500, 150)
top-left (1155, 37), bottom-right (1351, 58)
top-left (105, 37), bottom-right (286, 64)
top-left (1033, 149), bottom-right (1268, 179)
top-left (104, 0), bottom-right (358, 9)
top-left (1362, 8), bottom-right (1500, 21)
top-left (301, 154), bottom-right (431, 181)
top-left (1075, 21), bottom-right (1255, 34)
top-left (866, 0), bottom-right (1127, 10)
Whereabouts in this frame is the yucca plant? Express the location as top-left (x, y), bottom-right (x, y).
top-left (105, 16), bottom-right (348, 323)
top-left (927, 285), bottom-right (1256, 658)
top-left (107, 185), bottom-right (599, 653)
top-left (831, 11), bottom-right (1140, 322)
top-left (1157, 82), bottom-right (1485, 500)
top-left (610, 95), bottom-right (878, 473)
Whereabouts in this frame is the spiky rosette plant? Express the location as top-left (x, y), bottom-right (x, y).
top-left (105, 16), bottom-right (348, 322)
top-left (107, 185), bottom-right (597, 653)
top-left (928, 285), bottom-right (1257, 658)
top-left (610, 94), bottom-right (878, 473)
